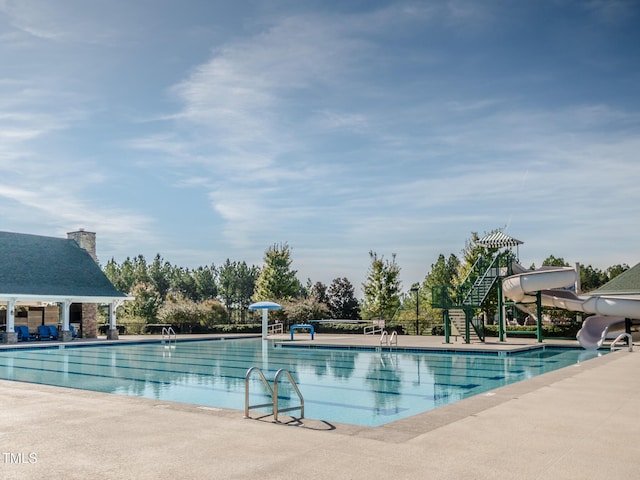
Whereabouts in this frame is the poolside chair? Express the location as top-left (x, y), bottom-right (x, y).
top-left (69, 324), bottom-right (78, 339)
top-left (38, 325), bottom-right (51, 340)
top-left (17, 326), bottom-right (32, 342)
top-left (48, 325), bottom-right (59, 340)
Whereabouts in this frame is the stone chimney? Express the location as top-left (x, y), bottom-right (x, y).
top-left (67, 228), bottom-right (98, 338)
top-left (67, 229), bottom-right (97, 262)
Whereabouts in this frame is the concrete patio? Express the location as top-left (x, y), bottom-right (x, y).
top-left (0, 334), bottom-right (638, 479)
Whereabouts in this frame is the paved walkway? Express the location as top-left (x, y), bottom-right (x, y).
top-left (0, 334), bottom-right (638, 479)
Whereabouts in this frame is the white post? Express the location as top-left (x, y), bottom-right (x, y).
top-left (109, 303), bottom-right (117, 330)
top-left (61, 301), bottom-right (71, 331)
top-left (60, 300), bottom-right (72, 341)
top-left (575, 262), bottom-right (582, 324)
top-left (3, 299), bottom-right (17, 344)
top-left (262, 309), bottom-right (268, 340)
top-left (107, 302), bottom-right (119, 340)
top-left (6, 299), bottom-right (15, 333)
top-left (574, 262), bottom-right (582, 295)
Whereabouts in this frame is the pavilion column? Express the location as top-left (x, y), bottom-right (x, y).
top-left (60, 301), bottom-right (72, 342)
top-left (2, 299), bottom-right (18, 344)
top-left (107, 302), bottom-right (119, 340)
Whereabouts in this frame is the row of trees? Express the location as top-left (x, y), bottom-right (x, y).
top-left (103, 243), bottom-right (360, 331)
top-left (103, 231), bottom-right (630, 334)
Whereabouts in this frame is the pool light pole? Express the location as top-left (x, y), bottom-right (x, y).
top-left (410, 286), bottom-right (419, 335)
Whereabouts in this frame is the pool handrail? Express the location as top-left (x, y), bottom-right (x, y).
top-left (244, 367), bottom-right (304, 422)
top-left (161, 326), bottom-right (176, 346)
top-left (380, 330), bottom-right (398, 349)
top-left (267, 322), bottom-right (283, 335)
top-left (244, 367), bottom-right (274, 418)
top-left (273, 369), bottom-right (304, 422)
top-left (610, 333), bottom-right (633, 352)
top-left (364, 324), bottom-right (384, 335)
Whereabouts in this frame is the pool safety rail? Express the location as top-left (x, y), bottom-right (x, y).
top-left (610, 333), bottom-right (633, 352)
top-left (380, 330), bottom-right (397, 349)
top-left (267, 322), bottom-right (284, 335)
top-left (161, 327), bottom-right (176, 346)
top-left (244, 367), bottom-right (304, 422)
top-left (364, 320), bottom-right (385, 335)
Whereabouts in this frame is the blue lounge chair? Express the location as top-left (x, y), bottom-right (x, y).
top-left (69, 324), bottom-right (78, 339)
top-left (17, 326), bottom-right (32, 342)
top-left (48, 325), bottom-right (59, 340)
top-left (38, 325), bottom-right (51, 340)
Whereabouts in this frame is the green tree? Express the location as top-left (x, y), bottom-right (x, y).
top-left (580, 264), bottom-right (607, 292)
top-left (421, 253), bottom-right (461, 329)
top-left (192, 264), bottom-right (217, 301)
top-left (218, 260), bottom-right (260, 322)
top-left (542, 255), bottom-right (569, 267)
top-left (327, 277), bottom-right (360, 319)
top-left (148, 254), bottom-right (172, 300)
top-left (607, 264), bottom-right (629, 281)
top-left (424, 253), bottom-right (460, 303)
top-left (170, 267), bottom-right (198, 301)
top-left (253, 243), bottom-right (301, 302)
top-left (124, 282), bottom-right (162, 322)
top-left (218, 259), bottom-right (239, 320)
top-left (361, 251), bottom-right (402, 320)
top-left (283, 297), bottom-right (329, 322)
top-left (236, 262), bottom-right (260, 321)
top-left (309, 281), bottom-right (328, 304)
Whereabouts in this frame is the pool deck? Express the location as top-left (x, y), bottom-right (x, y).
top-left (1, 333), bottom-right (639, 479)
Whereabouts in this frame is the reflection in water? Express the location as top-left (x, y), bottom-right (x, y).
top-left (365, 353), bottom-right (402, 415)
top-left (0, 340), bottom-right (606, 427)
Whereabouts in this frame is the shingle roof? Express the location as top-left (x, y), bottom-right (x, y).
top-left (587, 262), bottom-right (640, 296)
top-left (0, 231), bottom-right (127, 300)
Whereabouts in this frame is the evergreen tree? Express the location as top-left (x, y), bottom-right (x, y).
top-left (148, 253), bottom-right (172, 300)
top-left (327, 277), bottom-right (360, 319)
top-left (361, 251), bottom-right (401, 320)
top-left (253, 243), bottom-right (301, 301)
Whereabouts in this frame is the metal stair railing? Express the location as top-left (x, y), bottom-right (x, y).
top-left (161, 326), bottom-right (176, 346)
top-left (244, 367), bottom-right (304, 422)
top-left (273, 369), bottom-right (304, 422)
top-left (379, 330), bottom-right (398, 349)
top-left (244, 367), bottom-right (274, 418)
top-left (610, 333), bottom-right (633, 352)
top-left (461, 253), bottom-right (501, 307)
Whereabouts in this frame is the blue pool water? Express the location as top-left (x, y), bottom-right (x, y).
top-left (0, 338), bottom-right (604, 427)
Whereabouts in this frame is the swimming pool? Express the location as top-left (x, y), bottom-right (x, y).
top-left (0, 338), bottom-right (604, 427)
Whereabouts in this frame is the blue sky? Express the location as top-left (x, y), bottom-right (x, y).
top-left (1, 0), bottom-right (639, 292)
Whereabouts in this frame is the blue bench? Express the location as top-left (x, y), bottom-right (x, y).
top-left (290, 324), bottom-right (314, 341)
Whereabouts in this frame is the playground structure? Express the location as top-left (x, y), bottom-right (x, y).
top-left (431, 231), bottom-right (640, 348)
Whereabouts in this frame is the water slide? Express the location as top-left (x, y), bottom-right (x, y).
top-left (502, 264), bottom-right (640, 349)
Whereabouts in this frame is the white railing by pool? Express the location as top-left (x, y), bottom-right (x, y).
top-left (379, 330), bottom-right (398, 349)
top-left (161, 326), bottom-right (176, 346)
top-left (610, 333), bottom-right (633, 352)
top-left (267, 322), bottom-right (283, 335)
top-left (364, 324), bottom-right (383, 335)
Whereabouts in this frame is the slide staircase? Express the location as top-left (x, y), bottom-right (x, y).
top-left (448, 308), bottom-right (480, 342)
top-left (432, 252), bottom-right (512, 342)
top-left (458, 253), bottom-right (506, 308)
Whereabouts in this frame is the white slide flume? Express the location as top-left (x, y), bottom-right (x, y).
top-left (502, 264), bottom-right (640, 349)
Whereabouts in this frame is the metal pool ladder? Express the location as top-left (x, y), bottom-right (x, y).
top-left (380, 330), bottom-right (398, 349)
top-left (244, 367), bottom-right (304, 422)
top-left (610, 333), bottom-right (633, 352)
top-left (161, 326), bottom-right (176, 346)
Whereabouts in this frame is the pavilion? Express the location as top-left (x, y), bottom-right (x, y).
top-left (0, 230), bottom-right (130, 344)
